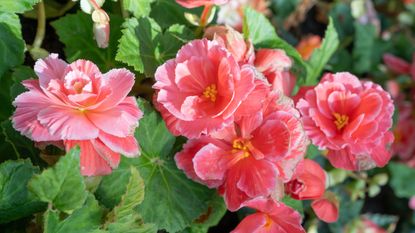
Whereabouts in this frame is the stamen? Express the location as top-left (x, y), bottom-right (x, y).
top-left (203, 84), bottom-right (218, 102)
top-left (333, 112), bottom-right (349, 130)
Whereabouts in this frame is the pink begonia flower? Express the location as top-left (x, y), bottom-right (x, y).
top-left (311, 192), bottom-right (339, 223)
top-left (297, 72), bottom-right (394, 171)
top-left (254, 49), bottom-right (296, 96)
top-left (383, 53), bottom-right (415, 80)
top-left (217, 0), bottom-right (271, 31)
top-left (409, 196), bottom-right (415, 210)
top-left (285, 159), bottom-right (326, 200)
top-left (175, 90), bottom-right (307, 211)
top-left (153, 39), bottom-right (255, 138)
top-left (176, 0), bottom-right (228, 8)
top-left (92, 9), bottom-right (110, 48)
top-left (386, 80), bottom-right (400, 99)
top-left (355, 217), bottom-right (387, 233)
top-left (204, 25), bottom-right (255, 66)
top-left (231, 197), bottom-right (305, 233)
top-left (12, 54), bottom-right (142, 176)
top-left (393, 101), bottom-right (415, 164)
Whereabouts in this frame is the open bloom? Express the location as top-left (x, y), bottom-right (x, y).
top-left (285, 159), bottom-right (326, 200)
top-left (176, 0), bottom-right (228, 8)
top-left (297, 72), bottom-right (394, 170)
top-left (12, 54), bottom-right (142, 176)
top-left (231, 197), bottom-right (305, 233)
top-left (175, 90), bottom-right (307, 210)
top-left (153, 39), bottom-right (255, 138)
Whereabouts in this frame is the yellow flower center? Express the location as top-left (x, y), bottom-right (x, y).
top-left (232, 138), bottom-right (251, 158)
top-left (203, 84), bottom-right (218, 102)
top-left (264, 215), bottom-right (273, 229)
top-left (333, 112), bottom-right (349, 130)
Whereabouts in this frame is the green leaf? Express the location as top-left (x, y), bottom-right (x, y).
top-left (150, 0), bottom-right (199, 29)
top-left (44, 194), bottom-right (104, 233)
top-left (51, 12), bottom-right (123, 71)
top-left (389, 162), bottom-right (415, 198)
top-left (107, 215), bottom-right (157, 233)
top-left (352, 22), bottom-right (376, 74)
top-left (123, 0), bottom-right (155, 18)
top-left (0, 0), bottom-right (40, 13)
top-left (111, 167), bottom-right (145, 220)
top-left (28, 148), bottom-right (88, 213)
top-left (10, 66), bottom-right (36, 100)
top-left (116, 17), bottom-right (192, 77)
top-left (243, 7), bottom-right (306, 78)
top-left (305, 18), bottom-right (339, 85)
top-left (0, 159), bottom-right (45, 223)
top-left (0, 12), bottom-right (25, 77)
top-left (180, 194), bottom-right (227, 233)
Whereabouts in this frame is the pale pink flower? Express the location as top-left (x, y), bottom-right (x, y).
top-left (254, 49), bottom-right (296, 96)
top-left (285, 159), bottom-right (326, 200)
top-left (217, 0), bottom-right (271, 31)
top-left (92, 9), bottom-right (110, 48)
top-left (297, 72), bottom-right (394, 170)
top-left (153, 39), bottom-right (255, 138)
top-left (176, 0), bottom-right (228, 8)
top-left (175, 91), bottom-right (307, 211)
top-left (12, 54), bottom-right (142, 176)
top-left (231, 197), bottom-right (305, 233)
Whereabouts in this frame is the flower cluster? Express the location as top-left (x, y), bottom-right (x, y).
top-left (12, 54), bottom-right (142, 176)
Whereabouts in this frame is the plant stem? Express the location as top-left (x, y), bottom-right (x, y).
top-left (119, 0), bottom-right (129, 18)
top-left (195, 5), bottom-right (213, 37)
top-left (58, 0), bottom-right (77, 16)
top-left (33, 0), bottom-right (46, 49)
top-left (88, 0), bottom-right (101, 10)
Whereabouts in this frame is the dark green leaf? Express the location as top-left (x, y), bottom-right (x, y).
top-left (352, 23), bottom-right (376, 74)
top-left (51, 12), bottom-right (123, 71)
top-left (0, 159), bottom-right (45, 223)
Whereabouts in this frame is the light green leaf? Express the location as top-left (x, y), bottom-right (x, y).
top-left (389, 162), bottom-right (415, 198)
top-left (0, 12), bottom-right (25, 77)
top-left (243, 7), bottom-right (306, 78)
top-left (0, 159), bottom-right (45, 223)
top-left (305, 18), bottom-right (339, 85)
top-left (28, 148), bottom-right (87, 213)
top-left (51, 12), bottom-right (123, 71)
top-left (116, 17), bottom-right (193, 77)
top-left (44, 194), bottom-right (104, 233)
top-left (111, 167), bottom-right (145, 220)
top-left (0, 0), bottom-right (40, 14)
top-left (123, 0), bottom-right (155, 18)
top-left (107, 214), bottom-right (157, 233)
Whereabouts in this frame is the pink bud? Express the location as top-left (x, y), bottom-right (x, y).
top-left (383, 54), bottom-right (410, 75)
top-left (386, 80), bottom-right (400, 99)
top-left (311, 192), bottom-right (339, 223)
top-left (92, 9), bottom-right (110, 48)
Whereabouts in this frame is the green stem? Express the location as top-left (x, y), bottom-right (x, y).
top-left (33, 0), bottom-right (45, 49)
top-left (119, 0), bottom-right (129, 18)
top-left (58, 0), bottom-right (77, 16)
top-left (194, 5), bottom-right (213, 38)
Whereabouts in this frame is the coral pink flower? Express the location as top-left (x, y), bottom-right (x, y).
top-left (254, 49), bottom-right (296, 96)
top-left (393, 101), bottom-right (415, 164)
top-left (311, 192), bottom-right (339, 223)
top-left (297, 72), bottom-right (394, 170)
top-left (285, 159), bottom-right (326, 200)
top-left (12, 54), bottom-right (142, 176)
top-left (204, 25), bottom-right (255, 65)
top-left (153, 39), bottom-right (255, 138)
top-left (296, 35), bottom-right (321, 60)
top-left (231, 197), bottom-right (305, 233)
top-left (175, 91), bottom-right (307, 210)
top-left (176, 0), bottom-right (228, 8)
top-left (217, 0), bottom-right (271, 31)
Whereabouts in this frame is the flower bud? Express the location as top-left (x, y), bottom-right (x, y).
top-left (92, 9), bottom-right (110, 48)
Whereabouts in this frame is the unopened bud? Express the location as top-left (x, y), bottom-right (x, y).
top-left (92, 9), bottom-right (110, 48)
